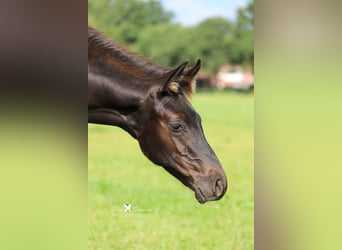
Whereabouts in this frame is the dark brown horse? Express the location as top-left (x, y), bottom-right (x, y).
top-left (88, 27), bottom-right (227, 203)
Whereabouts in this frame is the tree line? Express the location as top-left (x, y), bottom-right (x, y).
top-left (88, 0), bottom-right (253, 75)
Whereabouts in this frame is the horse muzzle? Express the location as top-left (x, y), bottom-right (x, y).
top-left (193, 171), bottom-right (228, 204)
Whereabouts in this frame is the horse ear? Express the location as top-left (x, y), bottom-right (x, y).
top-left (179, 59), bottom-right (201, 96)
top-left (183, 59), bottom-right (201, 78)
top-left (162, 60), bottom-right (189, 94)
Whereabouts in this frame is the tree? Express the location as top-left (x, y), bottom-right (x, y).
top-left (88, 0), bottom-right (173, 45)
top-left (227, 1), bottom-right (254, 67)
top-left (193, 18), bottom-right (235, 73)
top-left (135, 23), bottom-right (198, 67)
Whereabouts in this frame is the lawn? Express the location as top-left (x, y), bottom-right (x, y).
top-left (88, 91), bottom-right (254, 250)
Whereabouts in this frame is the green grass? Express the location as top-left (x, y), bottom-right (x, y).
top-left (88, 91), bottom-right (254, 250)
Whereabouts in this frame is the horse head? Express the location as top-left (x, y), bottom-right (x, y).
top-left (134, 60), bottom-right (228, 203)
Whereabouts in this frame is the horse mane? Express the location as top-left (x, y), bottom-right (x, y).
top-left (88, 26), bottom-right (169, 80)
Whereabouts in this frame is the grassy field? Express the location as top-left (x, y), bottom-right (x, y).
top-left (88, 91), bottom-right (254, 250)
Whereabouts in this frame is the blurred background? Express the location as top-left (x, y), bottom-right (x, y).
top-left (88, 0), bottom-right (254, 91)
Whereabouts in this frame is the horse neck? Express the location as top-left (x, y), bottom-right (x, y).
top-left (88, 47), bottom-right (167, 138)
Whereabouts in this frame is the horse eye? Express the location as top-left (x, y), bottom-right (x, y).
top-left (169, 121), bottom-right (183, 132)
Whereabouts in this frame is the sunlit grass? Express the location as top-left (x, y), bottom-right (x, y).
top-left (88, 91), bottom-right (254, 250)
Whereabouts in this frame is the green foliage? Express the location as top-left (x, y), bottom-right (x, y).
top-left (88, 0), bottom-right (254, 73)
top-left (195, 18), bottom-right (235, 73)
top-left (229, 2), bottom-right (254, 67)
top-left (89, 92), bottom-right (254, 249)
top-left (135, 23), bottom-right (192, 67)
top-left (88, 0), bottom-right (173, 45)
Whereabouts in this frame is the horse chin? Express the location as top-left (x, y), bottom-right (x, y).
top-left (194, 187), bottom-right (207, 204)
top-left (161, 165), bottom-right (213, 204)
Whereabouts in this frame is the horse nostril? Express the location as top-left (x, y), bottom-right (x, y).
top-left (213, 179), bottom-right (225, 197)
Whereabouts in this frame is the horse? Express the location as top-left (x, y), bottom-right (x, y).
top-left (88, 27), bottom-right (227, 203)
